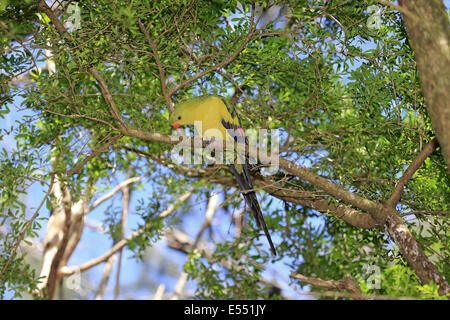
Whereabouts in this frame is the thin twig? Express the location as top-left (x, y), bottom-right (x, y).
top-left (402, 210), bottom-right (450, 217)
top-left (377, 0), bottom-right (417, 20)
top-left (168, 3), bottom-right (259, 96)
top-left (46, 179), bottom-right (73, 299)
top-left (87, 177), bottom-right (141, 214)
top-left (138, 19), bottom-right (173, 112)
top-left (68, 134), bottom-right (122, 176)
top-left (0, 174), bottom-right (55, 280)
top-left (386, 139), bottom-right (438, 207)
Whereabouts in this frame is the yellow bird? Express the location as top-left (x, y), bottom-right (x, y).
top-left (170, 95), bottom-right (277, 256)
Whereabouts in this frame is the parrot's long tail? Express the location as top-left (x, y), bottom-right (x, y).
top-left (230, 164), bottom-right (277, 256)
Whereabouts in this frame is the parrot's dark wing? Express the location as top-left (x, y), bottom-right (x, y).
top-left (219, 97), bottom-right (277, 256)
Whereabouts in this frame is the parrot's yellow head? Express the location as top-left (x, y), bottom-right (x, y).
top-left (169, 96), bottom-right (211, 129)
top-left (169, 105), bottom-right (189, 129)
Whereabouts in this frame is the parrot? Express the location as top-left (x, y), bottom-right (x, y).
top-left (169, 95), bottom-right (277, 256)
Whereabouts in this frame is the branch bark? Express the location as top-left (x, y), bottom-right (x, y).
top-left (397, 0), bottom-right (450, 171)
top-left (126, 145), bottom-right (381, 229)
top-left (384, 212), bottom-right (449, 295)
top-left (382, 137), bottom-right (448, 295)
top-left (171, 192), bottom-right (219, 300)
top-left (45, 178), bottom-right (73, 299)
top-left (87, 177), bottom-right (141, 213)
top-left (136, 135), bottom-right (449, 294)
top-left (68, 135), bottom-right (122, 176)
top-left (290, 272), bottom-right (366, 300)
top-left (114, 169), bottom-right (134, 299)
top-left (0, 175), bottom-right (55, 281)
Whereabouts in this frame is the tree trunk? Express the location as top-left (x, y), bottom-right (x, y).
top-left (398, 0), bottom-right (450, 171)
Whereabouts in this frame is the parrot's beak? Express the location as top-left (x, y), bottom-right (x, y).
top-left (172, 123), bottom-right (182, 129)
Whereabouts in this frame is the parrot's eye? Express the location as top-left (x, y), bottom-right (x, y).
top-left (177, 116), bottom-right (181, 120)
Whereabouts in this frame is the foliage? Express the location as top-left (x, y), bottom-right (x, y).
top-left (0, 0), bottom-right (448, 299)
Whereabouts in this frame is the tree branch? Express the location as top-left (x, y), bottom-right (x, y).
top-left (138, 19), bottom-right (173, 112)
top-left (59, 188), bottom-right (194, 277)
top-left (0, 174), bottom-right (55, 280)
top-left (171, 192), bottom-right (219, 299)
top-left (114, 169), bottom-right (133, 299)
top-left (397, 0), bottom-right (450, 171)
top-left (46, 179), bottom-right (73, 299)
top-left (384, 211), bottom-right (449, 295)
top-left (168, 3), bottom-right (259, 96)
top-left (386, 138), bottom-right (438, 207)
top-left (165, 227), bottom-right (283, 297)
top-left (86, 177), bottom-right (142, 214)
top-left (68, 134), bottom-right (123, 176)
top-left (123, 133), bottom-right (388, 224)
top-left (290, 272), bottom-right (366, 300)
top-left (402, 210), bottom-right (450, 217)
top-left (377, 0), bottom-right (417, 20)
top-left (37, 1), bottom-right (125, 129)
top-left (278, 157), bottom-right (387, 225)
top-left (123, 132), bottom-right (449, 294)
top-left (126, 145), bottom-right (382, 229)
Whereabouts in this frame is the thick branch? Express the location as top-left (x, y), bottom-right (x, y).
top-left (402, 210), bottom-right (450, 217)
top-left (36, 0), bottom-right (448, 294)
top-left (46, 179), bottom-right (73, 299)
top-left (290, 272), bottom-right (366, 300)
top-left (398, 0), bottom-right (450, 171)
top-left (126, 145), bottom-right (382, 229)
top-left (124, 133), bottom-right (448, 294)
top-left (382, 137), bottom-right (449, 295)
top-left (384, 212), bottom-right (449, 295)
